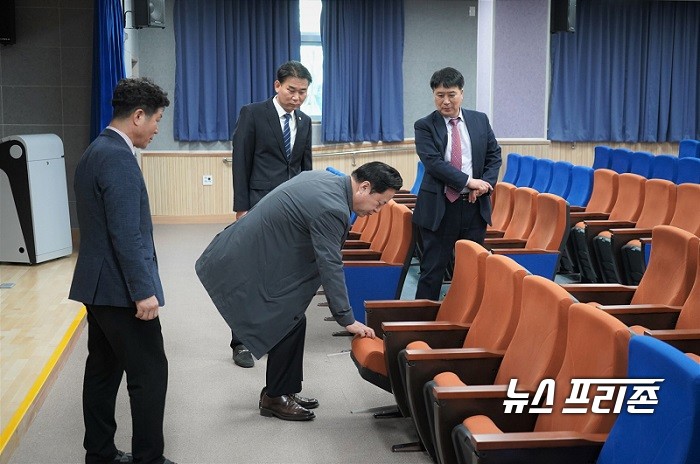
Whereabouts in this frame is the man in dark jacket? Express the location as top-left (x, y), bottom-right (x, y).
top-left (196, 162), bottom-right (403, 421)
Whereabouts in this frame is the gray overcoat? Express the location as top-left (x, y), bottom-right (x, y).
top-left (195, 171), bottom-right (356, 359)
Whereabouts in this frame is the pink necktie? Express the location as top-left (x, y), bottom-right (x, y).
top-left (446, 117), bottom-right (462, 202)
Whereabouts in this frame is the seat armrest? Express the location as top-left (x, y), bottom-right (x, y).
top-left (468, 431), bottom-right (607, 451)
top-left (607, 227), bottom-right (653, 240)
top-left (643, 328), bottom-right (700, 354)
top-left (485, 229), bottom-right (506, 238)
top-left (364, 300), bottom-right (441, 334)
top-left (569, 206), bottom-right (586, 213)
top-left (583, 220), bottom-right (636, 243)
top-left (342, 240), bottom-right (371, 249)
top-left (404, 348), bottom-right (504, 386)
top-left (569, 212), bottom-right (610, 222)
top-left (341, 249), bottom-right (383, 260)
top-left (597, 304), bottom-right (681, 329)
top-left (560, 284), bottom-right (637, 305)
top-left (483, 238), bottom-right (527, 249)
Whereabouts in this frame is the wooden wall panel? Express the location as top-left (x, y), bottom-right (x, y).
top-left (140, 140), bottom-right (678, 222)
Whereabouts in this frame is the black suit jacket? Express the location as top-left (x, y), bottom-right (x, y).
top-left (69, 129), bottom-right (164, 307)
top-left (412, 108), bottom-right (502, 232)
top-left (232, 97), bottom-right (313, 211)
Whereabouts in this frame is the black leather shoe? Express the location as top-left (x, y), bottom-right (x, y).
top-left (232, 344), bottom-right (254, 368)
top-left (112, 450), bottom-right (133, 463)
top-left (290, 393), bottom-right (319, 409)
top-left (260, 393), bottom-right (315, 421)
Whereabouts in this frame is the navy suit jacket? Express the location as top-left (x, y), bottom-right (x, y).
top-left (232, 97), bottom-right (313, 211)
top-left (412, 108), bottom-right (502, 232)
top-left (69, 129), bottom-right (164, 308)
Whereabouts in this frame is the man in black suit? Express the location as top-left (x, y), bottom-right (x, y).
top-left (412, 67), bottom-right (502, 300)
top-left (69, 78), bottom-right (175, 464)
top-left (229, 61), bottom-right (313, 368)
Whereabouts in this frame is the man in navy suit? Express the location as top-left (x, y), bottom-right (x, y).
top-left (69, 78), bottom-right (175, 464)
top-left (229, 61), bottom-right (313, 367)
top-left (412, 67), bottom-right (502, 300)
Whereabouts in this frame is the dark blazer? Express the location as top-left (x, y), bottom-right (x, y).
top-left (69, 129), bottom-right (164, 308)
top-left (412, 108), bottom-right (502, 232)
top-left (232, 97), bottom-right (313, 211)
top-left (196, 171), bottom-right (356, 359)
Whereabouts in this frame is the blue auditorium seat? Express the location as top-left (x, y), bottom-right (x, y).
top-left (628, 151), bottom-right (653, 177)
top-left (513, 155), bottom-right (537, 187)
top-left (679, 139), bottom-right (700, 158)
top-left (597, 336), bottom-right (700, 464)
top-left (409, 161), bottom-right (425, 195)
top-left (609, 148), bottom-right (632, 174)
top-left (592, 145), bottom-right (612, 169)
top-left (676, 157), bottom-right (700, 184)
top-left (548, 161), bottom-right (574, 198)
top-left (650, 154), bottom-right (678, 182)
top-left (530, 158), bottom-right (554, 192)
top-left (501, 153), bottom-right (521, 184)
top-left (565, 165), bottom-right (594, 207)
top-left (325, 166), bottom-right (345, 176)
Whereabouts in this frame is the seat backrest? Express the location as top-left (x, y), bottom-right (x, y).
top-left (607, 173), bottom-right (646, 222)
top-left (503, 187), bottom-right (538, 239)
top-left (494, 276), bottom-right (573, 391)
top-left (531, 158), bottom-right (554, 192)
top-left (584, 169), bottom-right (619, 213)
top-left (676, 157), bottom-right (700, 184)
top-left (548, 161), bottom-right (573, 198)
top-left (631, 225), bottom-right (700, 306)
top-left (610, 148), bottom-right (632, 174)
top-left (463, 254), bottom-right (528, 351)
top-left (651, 154), bottom-right (678, 181)
top-left (514, 155), bottom-right (537, 187)
top-left (502, 153), bottom-right (521, 184)
top-left (592, 145), bottom-right (612, 170)
top-left (325, 166), bottom-right (345, 176)
top-left (679, 139), bottom-right (700, 159)
top-left (534, 303), bottom-right (630, 434)
top-left (566, 165), bottom-right (594, 207)
top-left (379, 202), bottom-right (413, 265)
top-left (490, 182), bottom-right (516, 231)
top-left (669, 183), bottom-right (700, 235)
top-left (369, 200), bottom-right (395, 252)
top-left (435, 240), bottom-right (489, 324)
top-left (634, 179), bottom-right (676, 228)
top-left (525, 193), bottom-right (569, 250)
top-left (628, 151), bottom-right (653, 177)
top-left (409, 160), bottom-right (425, 195)
top-left (597, 336), bottom-right (700, 464)
top-left (358, 209), bottom-right (381, 242)
top-left (676, 242), bottom-right (700, 330)
top-left (350, 215), bottom-right (368, 234)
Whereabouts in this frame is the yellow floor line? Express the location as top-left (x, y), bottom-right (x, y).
top-left (0, 307), bottom-right (86, 456)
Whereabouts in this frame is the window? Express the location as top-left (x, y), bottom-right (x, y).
top-left (299, 0), bottom-right (323, 120)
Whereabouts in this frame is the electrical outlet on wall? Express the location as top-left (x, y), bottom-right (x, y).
top-left (202, 175), bottom-right (213, 186)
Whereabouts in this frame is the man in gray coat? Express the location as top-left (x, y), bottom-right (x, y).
top-left (196, 162), bottom-right (403, 421)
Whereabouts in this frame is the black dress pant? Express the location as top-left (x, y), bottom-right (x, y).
top-left (415, 196), bottom-right (486, 300)
top-left (266, 315), bottom-right (307, 397)
top-left (83, 305), bottom-right (168, 464)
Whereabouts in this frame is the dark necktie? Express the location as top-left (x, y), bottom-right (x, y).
top-left (446, 117), bottom-right (462, 202)
top-left (283, 113), bottom-right (292, 160)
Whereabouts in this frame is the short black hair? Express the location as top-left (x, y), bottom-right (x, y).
top-left (111, 77), bottom-right (170, 119)
top-left (277, 60), bottom-right (313, 84)
top-left (352, 161), bottom-right (403, 193)
top-left (429, 67), bottom-right (464, 90)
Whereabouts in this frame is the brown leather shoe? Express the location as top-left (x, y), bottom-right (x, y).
top-left (260, 393), bottom-right (315, 421)
top-left (290, 393), bottom-right (319, 409)
top-left (259, 387), bottom-right (319, 410)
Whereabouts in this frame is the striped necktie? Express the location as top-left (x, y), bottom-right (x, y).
top-left (283, 113), bottom-right (292, 160)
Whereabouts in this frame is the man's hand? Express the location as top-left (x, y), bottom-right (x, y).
top-left (235, 211), bottom-right (248, 220)
top-left (345, 321), bottom-right (376, 339)
top-left (466, 178), bottom-right (492, 203)
top-left (135, 295), bottom-right (160, 320)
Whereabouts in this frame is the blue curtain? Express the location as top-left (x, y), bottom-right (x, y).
top-left (173, 0), bottom-right (300, 142)
top-left (320, 0), bottom-right (404, 142)
top-left (549, 0), bottom-right (700, 142)
top-left (90, 0), bottom-right (126, 142)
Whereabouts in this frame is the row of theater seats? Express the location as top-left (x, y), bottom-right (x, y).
top-left (591, 145), bottom-right (700, 184)
top-left (501, 155), bottom-right (595, 207)
top-left (351, 225), bottom-right (700, 464)
top-left (567, 171), bottom-right (700, 284)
